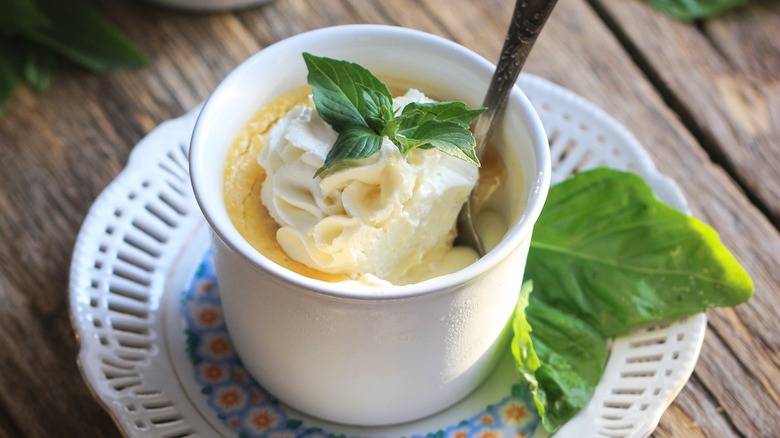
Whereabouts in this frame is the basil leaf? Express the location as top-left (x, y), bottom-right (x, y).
top-left (646, 0), bottom-right (747, 20)
top-left (511, 282), bottom-right (542, 406)
top-left (392, 135), bottom-right (418, 155)
top-left (28, 0), bottom-right (146, 72)
top-left (526, 296), bottom-right (608, 430)
top-left (514, 168), bottom-right (754, 432)
top-left (359, 84), bottom-right (393, 133)
top-left (399, 101), bottom-right (485, 129)
top-left (398, 120), bottom-right (480, 166)
top-left (303, 53), bottom-right (391, 131)
top-left (0, 0), bottom-right (48, 37)
top-left (512, 282), bottom-right (609, 433)
top-left (24, 42), bottom-right (55, 91)
top-left (315, 124), bottom-right (384, 177)
top-left (528, 299), bottom-right (607, 394)
top-left (0, 40), bottom-right (25, 113)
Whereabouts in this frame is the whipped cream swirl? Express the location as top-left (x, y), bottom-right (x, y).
top-left (257, 90), bottom-right (479, 284)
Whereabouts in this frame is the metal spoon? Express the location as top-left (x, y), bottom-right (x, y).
top-left (456, 0), bottom-right (559, 256)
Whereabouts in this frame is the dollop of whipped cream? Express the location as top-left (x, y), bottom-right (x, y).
top-left (258, 90), bottom-right (479, 285)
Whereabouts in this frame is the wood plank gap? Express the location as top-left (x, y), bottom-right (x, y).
top-left (685, 372), bottom-right (745, 437)
top-left (42, 299), bottom-right (69, 328)
top-left (0, 389), bottom-right (33, 438)
top-left (688, 370), bottom-right (748, 438)
top-left (706, 318), bottom-right (780, 405)
top-left (687, 371), bottom-right (748, 437)
top-left (694, 21), bottom-right (734, 65)
top-left (713, 307), bottom-right (780, 389)
top-left (585, 0), bottom-right (778, 230)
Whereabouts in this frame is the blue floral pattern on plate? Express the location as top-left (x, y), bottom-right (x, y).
top-left (181, 250), bottom-right (540, 438)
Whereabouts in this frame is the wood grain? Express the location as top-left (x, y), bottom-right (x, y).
top-left (589, 0), bottom-right (780, 226)
top-left (654, 374), bottom-right (740, 437)
top-left (0, 0), bottom-right (777, 436)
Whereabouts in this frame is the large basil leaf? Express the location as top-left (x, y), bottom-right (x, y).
top-left (515, 168), bottom-right (754, 432)
top-left (527, 168), bottom-right (752, 337)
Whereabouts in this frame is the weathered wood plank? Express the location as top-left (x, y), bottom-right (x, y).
top-left (0, 277), bottom-right (120, 436)
top-left (653, 373), bottom-right (741, 437)
top-left (588, 0), bottom-right (780, 225)
top-left (0, 1), bottom-right (262, 436)
top-left (0, 69), bottom-right (131, 436)
top-left (0, 381), bottom-right (26, 438)
top-left (98, 2), bottom-right (263, 134)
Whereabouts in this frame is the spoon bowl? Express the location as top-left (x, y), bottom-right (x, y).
top-left (456, 0), bottom-right (559, 255)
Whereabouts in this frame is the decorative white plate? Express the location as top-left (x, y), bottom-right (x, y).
top-left (70, 74), bottom-right (706, 438)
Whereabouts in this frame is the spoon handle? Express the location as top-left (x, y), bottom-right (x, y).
top-left (457, 0), bottom-right (558, 257)
top-left (473, 0), bottom-right (559, 159)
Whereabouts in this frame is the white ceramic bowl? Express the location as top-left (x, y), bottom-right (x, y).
top-left (189, 24), bottom-right (550, 426)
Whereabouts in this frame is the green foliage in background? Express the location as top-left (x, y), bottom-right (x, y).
top-left (647, 0), bottom-right (749, 20)
top-left (0, 0), bottom-right (147, 113)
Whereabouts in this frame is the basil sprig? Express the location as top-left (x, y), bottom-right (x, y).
top-left (302, 53), bottom-right (485, 177)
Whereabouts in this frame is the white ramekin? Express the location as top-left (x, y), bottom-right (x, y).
top-left (190, 24), bottom-right (550, 426)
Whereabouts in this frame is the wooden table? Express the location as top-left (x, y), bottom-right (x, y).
top-left (1, 0), bottom-right (777, 436)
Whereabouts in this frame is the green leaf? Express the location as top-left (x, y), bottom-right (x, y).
top-left (399, 101), bottom-right (485, 129)
top-left (359, 85), bottom-right (393, 133)
top-left (0, 0), bottom-right (49, 37)
top-left (0, 40), bottom-right (25, 113)
top-left (28, 0), bottom-right (147, 72)
top-left (303, 53), bottom-right (391, 131)
top-left (315, 124), bottom-right (384, 177)
top-left (512, 282), bottom-right (609, 432)
top-left (397, 120), bottom-right (480, 166)
top-left (511, 283), bottom-right (542, 411)
top-left (526, 297), bottom-right (608, 430)
top-left (23, 42), bottom-right (55, 91)
top-left (528, 168), bottom-right (753, 337)
top-left (514, 168), bottom-right (754, 432)
top-left (646, 0), bottom-right (747, 21)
